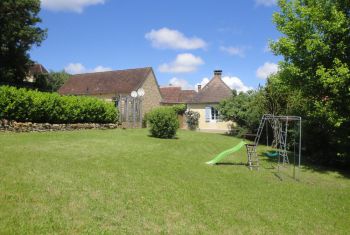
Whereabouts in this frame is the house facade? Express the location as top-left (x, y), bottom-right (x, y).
top-left (58, 67), bottom-right (162, 117)
top-left (187, 70), bottom-right (233, 132)
top-left (59, 67), bottom-right (233, 131)
top-left (160, 70), bottom-right (234, 132)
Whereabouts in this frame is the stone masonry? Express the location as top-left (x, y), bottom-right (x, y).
top-left (0, 119), bottom-right (118, 133)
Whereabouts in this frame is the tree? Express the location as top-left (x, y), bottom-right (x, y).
top-left (270, 0), bottom-right (350, 166)
top-left (217, 90), bottom-right (265, 136)
top-left (46, 71), bottom-right (70, 92)
top-left (0, 0), bottom-right (47, 84)
top-left (263, 73), bottom-right (306, 117)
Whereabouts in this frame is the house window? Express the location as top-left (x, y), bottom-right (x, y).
top-left (211, 107), bottom-right (219, 120)
top-left (205, 106), bottom-right (221, 122)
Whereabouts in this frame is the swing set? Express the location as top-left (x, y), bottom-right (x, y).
top-left (246, 114), bottom-right (302, 180)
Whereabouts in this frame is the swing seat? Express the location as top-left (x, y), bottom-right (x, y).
top-left (265, 151), bottom-right (279, 158)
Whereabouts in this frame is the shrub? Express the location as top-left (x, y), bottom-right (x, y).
top-left (184, 110), bottom-right (200, 130)
top-left (147, 107), bottom-right (179, 138)
top-left (0, 86), bottom-right (118, 123)
top-left (171, 104), bottom-right (186, 115)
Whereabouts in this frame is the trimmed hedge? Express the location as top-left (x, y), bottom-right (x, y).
top-left (147, 107), bottom-right (179, 138)
top-left (0, 86), bottom-right (118, 123)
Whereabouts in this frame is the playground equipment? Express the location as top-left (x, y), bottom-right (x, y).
top-left (246, 114), bottom-right (302, 179)
top-left (206, 114), bottom-right (302, 180)
top-left (206, 141), bottom-right (246, 165)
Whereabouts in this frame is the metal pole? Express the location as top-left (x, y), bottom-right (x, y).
top-left (132, 97), bottom-right (136, 128)
top-left (125, 97), bottom-right (129, 128)
top-left (298, 117), bottom-right (302, 180)
top-left (139, 98), bottom-right (143, 128)
top-left (266, 120), bottom-right (268, 147)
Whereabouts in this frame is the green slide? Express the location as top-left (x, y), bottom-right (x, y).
top-left (206, 141), bottom-right (246, 165)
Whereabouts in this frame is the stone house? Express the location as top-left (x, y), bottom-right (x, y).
top-left (187, 70), bottom-right (233, 132)
top-left (58, 67), bottom-right (162, 117)
top-left (160, 70), bottom-right (234, 132)
top-left (25, 63), bottom-right (48, 83)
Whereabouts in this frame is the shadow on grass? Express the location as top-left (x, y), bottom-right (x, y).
top-left (302, 164), bottom-right (350, 179)
top-left (147, 134), bottom-right (179, 140)
top-left (261, 151), bottom-right (350, 179)
top-left (215, 162), bottom-right (246, 166)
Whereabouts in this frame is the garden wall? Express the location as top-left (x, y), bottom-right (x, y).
top-left (0, 119), bottom-right (118, 133)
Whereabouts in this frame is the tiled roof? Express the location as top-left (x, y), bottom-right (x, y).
top-left (189, 75), bottom-right (232, 103)
top-left (160, 87), bottom-right (197, 104)
top-left (58, 67), bottom-right (152, 95)
top-left (29, 64), bottom-right (48, 74)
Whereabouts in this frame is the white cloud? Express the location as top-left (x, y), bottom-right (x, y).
top-left (195, 76), bottom-right (252, 93)
top-left (92, 65), bottom-right (112, 72)
top-left (220, 46), bottom-right (246, 57)
top-left (195, 77), bottom-right (210, 91)
top-left (256, 62), bottom-right (279, 79)
top-left (222, 76), bottom-right (253, 93)
top-left (159, 53), bottom-right (204, 73)
top-left (145, 28), bottom-right (207, 50)
top-left (41, 0), bottom-right (105, 13)
top-left (168, 77), bottom-right (193, 90)
top-left (64, 63), bottom-right (86, 74)
top-left (64, 63), bottom-right (112, 74)
top-left (255, 0), bottom-right (277, 7)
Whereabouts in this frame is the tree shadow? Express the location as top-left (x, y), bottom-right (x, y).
top-left (260, 151), bottom-right (350, 179)
top-left (302, 164), bottom-right (350, 179)
top-left (215, 162), bottom-right (246, 166)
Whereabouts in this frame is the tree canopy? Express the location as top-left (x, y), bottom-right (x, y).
top-left (219, 0), bottom-right (350, 167)
top-left (0, 0), bottom-right (47, 83)
top-left (270, 0), bottom-right (350, 166)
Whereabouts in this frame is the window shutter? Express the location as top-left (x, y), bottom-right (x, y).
top-left (205, 106), bottom-right (211, 122)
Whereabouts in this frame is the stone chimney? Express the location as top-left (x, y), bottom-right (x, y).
top-left (197, 84), bottom-right (202, 91)
top-left (214, 70), bottom-right (222, 79)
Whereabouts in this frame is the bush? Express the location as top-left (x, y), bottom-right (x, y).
top-left (184, 110), bottom-right (200, 130)
top-left (147, 107), bottom-right (179, 138)
top-left (0, 86), bottom-right (118, 123)
top-left (171, 104), bottom-right (186, 115)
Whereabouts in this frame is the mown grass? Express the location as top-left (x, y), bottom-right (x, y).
top-left (0, 129), bottom-right (349, 234)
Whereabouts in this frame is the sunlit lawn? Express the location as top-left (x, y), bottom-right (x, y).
top-left (0, 129), bottom-right (349, 234)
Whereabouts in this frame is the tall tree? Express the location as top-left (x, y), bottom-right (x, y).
top-left (270, 0), bottom-right (350, 165)
top-left (0, 0), bottom-right (47, 84)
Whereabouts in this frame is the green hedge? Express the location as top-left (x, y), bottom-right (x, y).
top-left (0, 86), bottom-right (118, 123)
top-left (147, 107), bottom-right (179, 139)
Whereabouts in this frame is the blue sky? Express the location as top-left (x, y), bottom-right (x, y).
top-left (32, 0), bottom-right (282, 92)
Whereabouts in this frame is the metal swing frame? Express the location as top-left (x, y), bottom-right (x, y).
top-left (246, 114), bottom-right (302, 180)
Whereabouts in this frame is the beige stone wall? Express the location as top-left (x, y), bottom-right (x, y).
top-left (187, 103), bottom-right (233, 131)
top-left (70, 71), bottom-right (162, 117)
top-left (139, 72), bottom-right (162, 115)
top-left (88, 93), bottom-right (118, 102)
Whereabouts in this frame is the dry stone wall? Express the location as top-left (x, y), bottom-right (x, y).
top-left (0, 119), bottom-right (118, 132)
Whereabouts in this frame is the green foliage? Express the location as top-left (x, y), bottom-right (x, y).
top-left (0, 86), bottom-right (118, 123)
top-left (147, 107), bottom-right (179, 138)
top-left (34, 71), bottom-right (70, 92)
top-left (184, 110), bottom-right (200, 130)
top-left (263, 74), bottom-right (307, 116)
top-left (171, 104), bottom-right (186, 115)
top-left (0, 0), bottom-right (47, 83)
top-left (217, 90), bottom-right (265, 135)
top-left (270, 0), bottom-right (350, 166)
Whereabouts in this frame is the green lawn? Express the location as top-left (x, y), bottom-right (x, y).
top-left (0, 129), bottom-right (349, 234)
